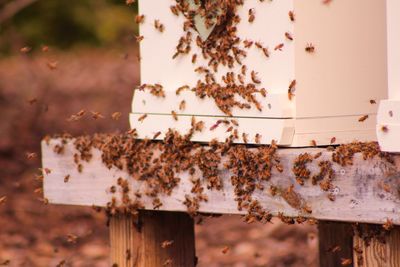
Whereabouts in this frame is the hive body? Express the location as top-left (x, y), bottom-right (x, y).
top-left (132, 0), bottom-right (387, 146)
top-left (377, 0), bottom-right (400, 152)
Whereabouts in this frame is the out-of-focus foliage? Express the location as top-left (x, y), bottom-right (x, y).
top-left (0, 0), bottom-right (137, 56)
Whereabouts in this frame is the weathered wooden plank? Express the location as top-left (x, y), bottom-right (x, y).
top-left (42, 139), bottom-right (400, 225)
top-left (318, 221), bottom-right (354, 267)
top-left (353, 227), bottom-right (400, 267)
top-left (110, 211), bottom-right (195, 267)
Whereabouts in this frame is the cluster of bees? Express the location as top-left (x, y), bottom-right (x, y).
top-left (136, 0), bottom-right (304, 116)
top-left (48, 122), bottom-right (395, 231)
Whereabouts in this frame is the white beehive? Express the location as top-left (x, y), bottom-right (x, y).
top-left (376, 0), bottom-right (400, 152)
top-left (131, 0), bottom-right (387, 146)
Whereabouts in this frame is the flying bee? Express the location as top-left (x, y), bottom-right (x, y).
top-left (358, 115), bottom-right (369, 122)
top-left (248, 9), bottom-right (255, 23)
top-left (274, 43), bottom-right (284, 51)
top-left (135, 15), bottom-right (145, 24)
top-left (305, 43), bottom-right (315, 53)
top-left (289, 11), bottom-right (295, 21)
top-left (285, 32), bottom-right (293, 41)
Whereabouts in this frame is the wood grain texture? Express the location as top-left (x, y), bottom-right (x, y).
top-left (110, 211), bottom-right (195, 267)
top-left (318, 221), bottom-right (354, 267)
top-left (42, 139), bottom-right (400, 225)
top-left (354, 227), bottom-right (400, 267)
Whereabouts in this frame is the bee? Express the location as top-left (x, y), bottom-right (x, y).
top-left (64, 174), bottom-right (70, 183)
top-left (389, 110), bottom-right (393, 117)
top-left (288, 79), bottom-right (296, 100)
top-left (243, 40), bottom-right (253, 48)
top-left (248, 9), bottom-right (255, 23)
top-left (305, 43), bottom-right (315, 53)
top-left (138, 114), bottom-right (147, 122)
top-left (66, 234), bottom-right (78, 243)
top-left (153, 131), bottom-right (161, 139)
top-left (327, 193), bottom-right (336, 201)
top-left (47, 61), bottom-right (58, 70)
top-left (370, 99), bottom-right (376, 104)
top-left (255, 133), bottom-right (261, 144)
top-left (170, 5), bottom-right (179, 16)
top-left (163, 259), bottom-right (172, 266)
top-left (135, 15), bottom-right (145, 24)
top-left (310, 140), bottom-right (317, 146)
top-left (41, 45), bottom-right (49, 52)
top-left (91, 111), bottom-right (105, 120)
top-left (323, 0), bottom-right (333, 4)
top-left (226, 126), bottom-right (233, 132)
top-left (28, 98), bottom-right (38, 105)
top-left (26, 152), bottom-right (37, 159)
top-left (285, 32), bottom-right (293, 41)
top-left (381, 125), bottom-right (389, 132)
top-left (302, 204), bottom-right (312, 214)
top-left (110, 185), bottom-right (116, 194)
top-left (242, 133), bottom-right (248, 143)
top-left (241, 65), bottom-right (247, 75)
top-left (289, 11), bottom-right (295, 22)
top-left (0, 196), bottom-right (6, 205)
top-left (20, 46), bottom-right (31, 53)
top-left (171, 110), bottom-right (178, 121)
top-left (358, 115), bottom-right (369, 122)
top-left (231, 119), bottom-right (239, 126)
top-left (340, 258), bottom-right (352, 266)
top-left (126, 0), bottom-right (135, 4)
top-left (330, 137), bottom-right (336, 144)
top-left (176, 85), bottom-right (190, 95)
top-left (191, 54), bottom-right (197, 64)
top-left (262, 47), bottom-right (270, 58)
top-left (179, 100), bottom-right (186, 111)
top-left (251, 71), bottom-right (261, 84)
top-left (135, 35), bottom-right (144, 43)
top-left (276, 164), bottom-right (283, 173)
top-left (111, 112), bottom-right (122, 120)
top-left (221, 246), bottom-right (230, 254)
top-left (274, 43), bottom-right (284, 51)
top-left (154, 20), bottom-right (165, 32)
top-left (383, 218), bottom-right (394, 231)
top-left (161, 240), bottom-right (174, 248)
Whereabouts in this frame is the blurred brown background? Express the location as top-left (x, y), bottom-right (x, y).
top-left (0, 1), bottom-right (317, 266)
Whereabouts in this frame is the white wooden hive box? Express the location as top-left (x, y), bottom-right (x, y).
top-left (377, 0), bottom-right (400, 152)
top-left (131, 0), bottom-right (387, 146)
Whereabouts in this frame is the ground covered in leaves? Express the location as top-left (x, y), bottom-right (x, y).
top-left (0, 50), bottom-right (317, 266)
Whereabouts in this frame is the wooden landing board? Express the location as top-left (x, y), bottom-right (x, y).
top-left (42, 139), bottom-right (400, 225)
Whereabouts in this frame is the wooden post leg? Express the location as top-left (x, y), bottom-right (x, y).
top-left (110, 210), bottom-right (196, 267)
top-left (318, 221), bottom-right (354, 267)
top-left (353, 226), bottom-right (400, 267)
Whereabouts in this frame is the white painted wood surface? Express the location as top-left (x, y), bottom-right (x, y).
top-left (130, 113), bottom-right (377, 147)
top-left (134, 0), bottom-right (387, 146)
top-left (42, 139), bottom-right (400, 225)
top-left (376, 0), bottom-right (400, 152)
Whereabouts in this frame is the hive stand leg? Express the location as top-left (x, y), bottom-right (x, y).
top-left (110, 210), bottom-right (196, 267)
top-left (353, 226), bottom-right (400, 267)
top-left (318, 221), bottom-right (354, 267)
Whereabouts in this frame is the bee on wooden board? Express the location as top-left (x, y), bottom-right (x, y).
top-left (289, 11), bottom-right (295, 22)
top-left (305, 43), bottom-right (315, 53)
top-left (248, 8), bottom-right (255, 23)
top-left (135, 15), bottom-right (145, 24)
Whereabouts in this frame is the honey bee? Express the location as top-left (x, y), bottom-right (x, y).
top-left (369, 99), bottom-right (376, 104)
top-left (340, 258), bottom-right (352, 266)
top-left (330, 137), bottom-right (336, 144)
top-left (358, 115), bottom-right (369, 122)
top-left (163, 259), bottom-right (172, 266)
top-left (243, 40), bottom-right (254, 48)
top-left (47, 61), bottom-right (58, 70)
top-left (111, 112), bottom-right (122, 120)
top-left (248, 9), bottom-right (255, 23)
top-left (285, 32), bottom-right (293, 41)
top-left (242, 133), bottom-right (248, 143)
top-left (153, 131), bottom-right (161, 139)
top-left (26, 152), bottom-right (37, 159)
top-left (289, 11), bottom-right (295, 22)
top-left (288, 79), bottom-right (296, 100)
top-left (221, 246), bottom-right (230, 254)
top-left (381, 125), bottom-right (388, 132)
top-left (91, 111), bottom-right (105, 120)
top-left (126, 0), bottom-right (135, 4)
top-left (191, 54), bottom-right (197, 64)
top-left (241, 65), bottom-right (247, 75)
top-left (161, 240), bottom-right (174, 248)
top-left (154, 20), bottom-right (165, 32)
top-left (135, 15), bottom-right (145, 24)
top-left (274, 43), bottom-right (284, 51)
top-left (170, 5), bottom-right (179, 16)
top-left (171, 110), bottom-right (178, 121)
top-left (138, 114), bottom-right (147, 122)
top-left (251, 71), bottom-right (261, 84)
top-left (0, 196), bottom-right (7, 205)
top-left (305, 43), bottom-right (315, 53)
top-left (383, 218), bottom-right (394, 231)
top-left (135, 35), bottom-right (144, 43)
top-left (179, 100), bottom-right (186, 111)
top-left (389, 110), bottom-right (393, 117)
top-left (310, 140), bottom-right (317, 146)
top-left (323, 0), bottom-right (333, 4)
top-left (255, 133), bottom-right (261, 144)
top-left (41, 45), bottom-right (49, 52)
top-left (64, 174), bottom-right (70, 183)
top-left (20, 46), bottom-right (31, 53)
top-left (176, 85), bottom-right (190, 95)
